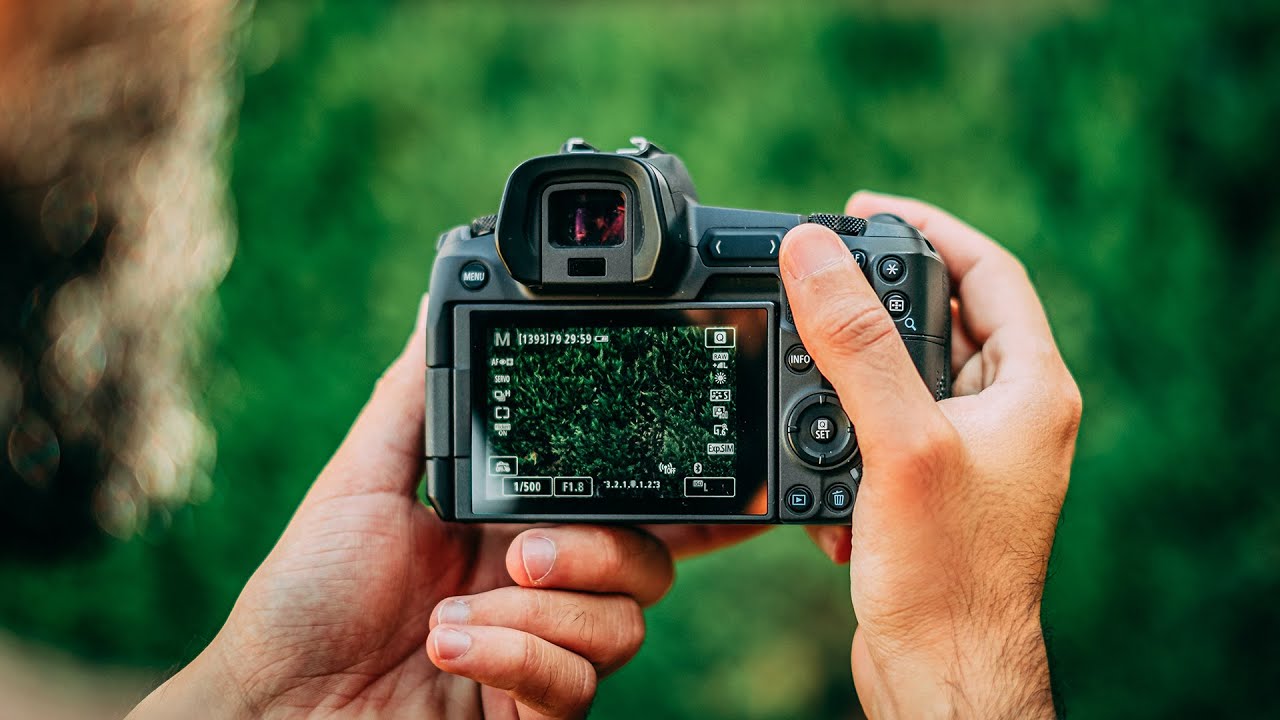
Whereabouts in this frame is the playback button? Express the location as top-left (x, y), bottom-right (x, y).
top-left (784, 485), bottom-right (814, 515)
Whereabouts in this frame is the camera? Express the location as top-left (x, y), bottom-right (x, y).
top-left (423, 138), bottom-right (950, 524)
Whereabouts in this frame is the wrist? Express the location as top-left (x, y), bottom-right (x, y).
top-left (128, 639), bottom-right (256, 720)
top-left (854, 610), bottom-right (1055, 720)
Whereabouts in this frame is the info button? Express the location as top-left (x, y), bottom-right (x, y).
top-left (785, 344), bottom-right (813, 374)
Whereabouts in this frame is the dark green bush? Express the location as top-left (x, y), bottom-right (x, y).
top-left (2, 1), bottom-right (1278, 717)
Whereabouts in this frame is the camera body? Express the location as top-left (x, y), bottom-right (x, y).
top-left (424, 138), bottom-right (950, 524)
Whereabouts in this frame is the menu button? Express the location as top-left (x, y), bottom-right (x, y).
top-left (460, 261), bottom-right (489, 290)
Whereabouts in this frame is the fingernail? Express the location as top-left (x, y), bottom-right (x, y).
top-left (437, 599), bottom-right (471, 624)
top-left (434, 628), bottom-right (472, 660)
top-left (781, 225), bottom-right (848, 280)
top-left (521, 535), bottom-right (557, 584)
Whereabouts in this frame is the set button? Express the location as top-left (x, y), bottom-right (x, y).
top-left (785, 392), bottom-right (858, 469)
top-left (810, 416), bottom-right (837, 443)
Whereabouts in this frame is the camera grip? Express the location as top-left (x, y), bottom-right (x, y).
top-left (902, 336), bottom-right (951, 401)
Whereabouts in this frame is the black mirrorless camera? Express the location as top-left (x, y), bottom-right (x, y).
top-left (423, 138), bottom-right (950, 524)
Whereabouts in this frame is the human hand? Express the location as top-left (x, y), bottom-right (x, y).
top-left (780, 193), bottom-right (1081, 719)
top-left (127, 297), bottom-right (761, 719)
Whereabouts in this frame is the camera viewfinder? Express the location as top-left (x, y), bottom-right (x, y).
top-left (547, 187), bottom-right (626, 248)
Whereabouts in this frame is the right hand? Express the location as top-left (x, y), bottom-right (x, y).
top-left (780, 192), bottom-right (1081, 719)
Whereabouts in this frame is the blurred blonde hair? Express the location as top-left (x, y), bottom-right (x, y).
top-left (0, 0), bottom-right (235, 546)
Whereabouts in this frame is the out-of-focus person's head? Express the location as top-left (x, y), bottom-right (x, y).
top-left (0, 1), bottom-right (233, 556)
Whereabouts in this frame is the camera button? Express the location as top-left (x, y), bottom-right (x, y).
top-left (786, 393), bottom-right (858, 469)
top-left (824, 483), bottom-right (853, 513)
top-left (785, 344), bottom-right (813, 373)
top-left (701, 228), bottom-right (784, 264)
top-left (459, 261), bottom-right (489, 290)
top-left (853, 249), bottom-right (868, 269)
top-left (877, 255), bottom-right (906, 283)
top-left (784, 485), bottom-right (814, 514)
top-left (809, 417), bottom-right (838, 444)
top-left (882, 291), bottom-right (910, 320)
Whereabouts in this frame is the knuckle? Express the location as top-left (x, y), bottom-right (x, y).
top-left (590, 529), bottom-right (628, 580)
top-left (519, 632), bottom-right (548, 680)
top-left (555, 599), bottom-right (593, 643)
top-left (993, 246), bottom-right (1028, 276)
top-left (891, 417), bottom-right (963, 480)
top-left (616, 601), bottom-right (646, 661)
top-left (528, 588), bottom-right (558, 627)
top-left (813, 297), bottom-right (898, 356)
top-left (1055, 371), bottom-right (1084, 434)
top-left (523, 640), bottom-right (596, 717)
top-left (563, 663), bottom-right (599, 717)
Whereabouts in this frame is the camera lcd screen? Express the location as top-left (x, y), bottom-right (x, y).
top-left (546, 187), bottom-right (627, 247)
top-left (468, 306), bottom-right (771, 517)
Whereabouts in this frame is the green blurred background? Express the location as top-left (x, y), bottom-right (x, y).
top-left (4, 0), bottom-right (1280, 717)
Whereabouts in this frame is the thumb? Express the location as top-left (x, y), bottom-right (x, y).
top-left (779, 224), bottom-right (940, 456)
top-left (306, 293), bottom-right (429, 503)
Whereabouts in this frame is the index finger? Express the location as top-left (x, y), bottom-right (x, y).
top-left (306, 293), bottom-right (429, 504)
top-left (506, 526), bottom-right (675, 607)
top-left (846, 191), bottom-right (1061, 376)
top-left (643, 524), bottom-right (768, 560)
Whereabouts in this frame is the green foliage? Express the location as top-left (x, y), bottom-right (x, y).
top-left (489, 326), bottom-right (734, 490)
top-left (3, 0), bottom-right (1280, 717)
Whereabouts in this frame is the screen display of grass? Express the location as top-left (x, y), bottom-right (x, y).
top-left (468, 306), bottom-right (771, 517)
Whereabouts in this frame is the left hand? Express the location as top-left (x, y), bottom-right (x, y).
top-left (128, 296), bottom-right (761, 719)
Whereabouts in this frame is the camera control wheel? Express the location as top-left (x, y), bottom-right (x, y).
top-left (785, 392), bottom-right (858, 469)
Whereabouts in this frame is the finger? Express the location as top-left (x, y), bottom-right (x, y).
top-left (846, 191), bottom-right (1062, 379)
top-left (805, 526), bottom-right (852, 565)
top-left (507, 526), bottom-right (673, 607)
top-left (950, 297), bottom-right (979, 379)
top-left (779, 223), bottom-right (944, 453)
top-left (427, 624), bottom-right (597, 719)
top-left (643, 524), bottom-right (768, 560)
top-left (430, 587), bottom-right (645, 674)
top-left (308, 293), bottom-right (429, 501)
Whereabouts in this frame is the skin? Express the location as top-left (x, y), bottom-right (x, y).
top-left (125, 191), bottom-right (1078, 719)
top-left (127, 297), bottom-right (759, 719)
top-left (782, 192), bottom-right (1080, 719)
top-left (6, 2), bottom-right (1075, 714)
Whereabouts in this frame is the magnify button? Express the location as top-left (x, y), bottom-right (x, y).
top-left (903, 317), bottom-right (917, 332)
